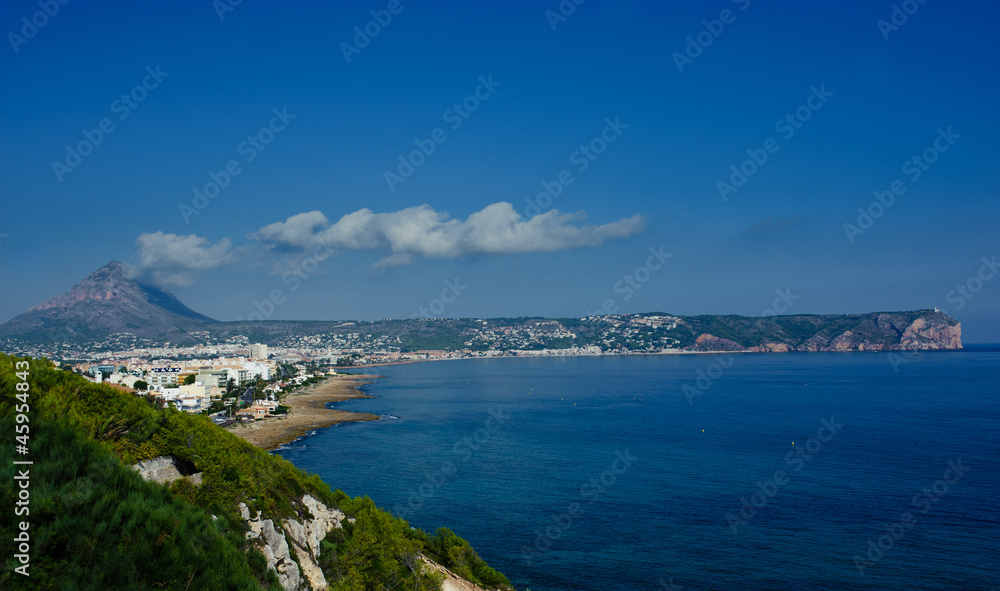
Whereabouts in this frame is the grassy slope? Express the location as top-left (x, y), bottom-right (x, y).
top-left (0, 354), bottom-right (513, 591)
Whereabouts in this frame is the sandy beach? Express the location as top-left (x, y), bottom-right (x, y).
top-left (227, 374), bottom-right (382, 450)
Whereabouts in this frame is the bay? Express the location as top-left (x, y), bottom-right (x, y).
top-left (276, 351), bottom-right (1000, 590)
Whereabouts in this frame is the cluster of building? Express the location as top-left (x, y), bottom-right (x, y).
top-left (4, 315), bottom-right (693, 408)
top-left (77, 343), bottom-right (325, 416)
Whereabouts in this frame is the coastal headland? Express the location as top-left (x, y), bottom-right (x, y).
top-left (227, 374), bottom-right (381, 450)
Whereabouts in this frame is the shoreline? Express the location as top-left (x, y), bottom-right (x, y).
top-left (358, 346), bottom-right (966, 369)
top-left (225, 347), bottom-right (972, 448)
top-left (226, 374), bottom-right (383, 450)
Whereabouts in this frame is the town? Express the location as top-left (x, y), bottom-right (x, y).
top-left (1, 314), bottom-right (689, 419)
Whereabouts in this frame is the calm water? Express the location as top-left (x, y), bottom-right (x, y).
top-left (275, 352), bottom-right (1000, 591)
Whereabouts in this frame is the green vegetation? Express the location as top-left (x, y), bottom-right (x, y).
top-left (0, 354), bottom-right (514, 590)
top-left (320, 495), bottom-right (513, 591)
top-left (419, 527), bottom-right (512, 589)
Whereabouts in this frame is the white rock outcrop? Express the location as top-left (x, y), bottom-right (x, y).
top-left (240, 495), bottom-right (345, 591)
top-left (420, 556), bottom-right (492, 591)
top-left (241, 503), bottom-right (303, 591)
top-left (131, 456), bottom-right (202, 485)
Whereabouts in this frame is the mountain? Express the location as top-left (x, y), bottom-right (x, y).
top-left (0, 262), bottom-right (962, 354)
top-left (660, 310), bottom-right (962, 352)
top-left (199, 311), bottom-right (961, 353)
top-left (0, 261), bottom-right (216, 343)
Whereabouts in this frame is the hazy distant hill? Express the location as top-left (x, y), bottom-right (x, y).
top-left (0, 261), bottom-right (215, 342)
top-left (153, 311), bottom-right (962, 353)
top-left (0, 261), bottom-right (962, 353)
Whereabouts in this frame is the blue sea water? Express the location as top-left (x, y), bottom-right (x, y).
top-left (275, 352), bottom-right (1000, 591)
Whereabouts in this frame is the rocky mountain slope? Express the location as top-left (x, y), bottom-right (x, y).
top-left (672, 310), bottom-right (962, 352)
top-left (0, 261), bottom-right (215, 342)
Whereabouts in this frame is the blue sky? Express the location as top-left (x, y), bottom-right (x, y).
top-left (1, 0), bottom-right (998, 341)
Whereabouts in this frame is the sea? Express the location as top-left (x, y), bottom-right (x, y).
top-left (275, 349), bottom-right (1000, 591)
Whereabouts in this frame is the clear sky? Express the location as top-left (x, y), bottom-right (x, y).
top-left (1, 0), bottom-right (998, 341)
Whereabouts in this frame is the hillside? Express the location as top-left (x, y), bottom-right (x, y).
top-left (169, 310), bottom-right (962, 354)
top-left (0, 262), bottom-right (962, 356)
top-left (0, 354), bottom-right (513, 591)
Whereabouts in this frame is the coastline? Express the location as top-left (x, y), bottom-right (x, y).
top-left (226, 374), bottom-right (382, 450)
top-left (358, 345), bottom-right (966, 370)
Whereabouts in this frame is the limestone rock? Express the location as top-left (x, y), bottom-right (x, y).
top-left (281, 495), bottom-right (346, 591)
top-left (131, 456), bottom-right (202, 486)
top-left (240, 496), bottom-right (346, 591)
top-left (131, 456), bottom-right (182, 484)
top-left (900, 318), bottom-right (962, 350)
top-left (747, 342), bottom-right (790, 353)
top-left (239, 503), bottom-right (303, 591)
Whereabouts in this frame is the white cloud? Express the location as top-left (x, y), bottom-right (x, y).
top-left (371, 253), bottom-right (416, 269)
top-left (255, 202), bottom-right (645, 267)
top-left (254, 210), bottom-right (330, 250)
top-left (135, 232), bottom-right (236, 286)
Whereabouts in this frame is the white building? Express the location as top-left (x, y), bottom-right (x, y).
top-left (148, 367), bottom-right (181, 387)
top-left (242, 360), bottom-right (270, 381)
top-left (160, 383), bottom-right (210, 413)
top-left (250, 343), bottom-right (268, 360)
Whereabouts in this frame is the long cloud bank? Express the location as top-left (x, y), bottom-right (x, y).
top-left (253, 202), bottom-right (645, 269)
top-left (135, 202), bottom-right (644, 285)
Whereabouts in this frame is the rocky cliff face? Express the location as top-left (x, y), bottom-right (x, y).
top-left (239, 496), bottom-right (488, 591)
top-left (899, 316), bottom-right (962, 350)
top-left (131, 456), bottom-right (203, 486)
top-left (240, 495), bottom-right (349, 591)
top-left (691, 333), bottom-right (744, 351)
top-left (684, 310), bottom-right (961, 353)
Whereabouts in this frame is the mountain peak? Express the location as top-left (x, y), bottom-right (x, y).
top-left (2, 261), bottom-right (216, 343)
top-left (96, 260), bottom-right (131, 276)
